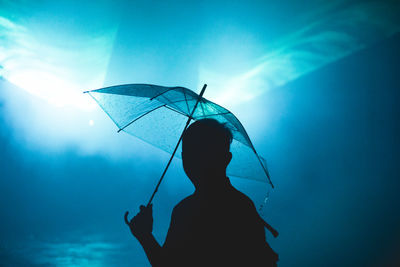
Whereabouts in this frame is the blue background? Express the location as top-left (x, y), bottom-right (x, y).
top-left (0, 0), bottom-right (399, 266)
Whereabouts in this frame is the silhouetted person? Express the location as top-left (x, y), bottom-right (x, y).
top-left (125, 119), bottom-right (278, 266)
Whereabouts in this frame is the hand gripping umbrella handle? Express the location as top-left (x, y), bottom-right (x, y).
top-left (146, 84), bottom-right (207, 207)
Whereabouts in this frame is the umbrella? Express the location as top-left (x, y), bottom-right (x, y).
top-left (84, 83), bottom-right (272, 187)
top-left (84, 83), bottom-right (277, 237)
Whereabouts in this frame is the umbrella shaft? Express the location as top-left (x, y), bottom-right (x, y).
top-left (146, 84), bottom-right (207, 207)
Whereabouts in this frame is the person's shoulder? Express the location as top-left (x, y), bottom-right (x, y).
top-left (172, 194), bottom-right (196, 214)
top-left (229, 186), bottom-right (256, 208)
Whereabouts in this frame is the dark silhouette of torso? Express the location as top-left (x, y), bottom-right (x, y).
top-left (162, 178), bottom-right (278, 267)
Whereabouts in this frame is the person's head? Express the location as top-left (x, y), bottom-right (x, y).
top-left (182, 119), bottom-right (233, 186)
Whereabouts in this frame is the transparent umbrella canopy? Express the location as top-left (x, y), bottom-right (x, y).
top-left (84, 84), bottom-right (274, 200)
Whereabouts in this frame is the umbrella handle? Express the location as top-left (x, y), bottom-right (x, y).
top-left (146, 84), bottom-right (207, 207)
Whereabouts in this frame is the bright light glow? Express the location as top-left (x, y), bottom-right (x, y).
top-left (7, 69), bottom-right (94, 110)
top-left (0, 16), bottom-right (117, 111)
top-left (198, 63), bottom-right (268, 106)
top-left (0, 8), bottom-right (122, 155)
top-left (199, 1), bottom-right (400, 107)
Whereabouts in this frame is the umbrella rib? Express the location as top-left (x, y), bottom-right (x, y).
top-left (118, 96), bottom-right (200, 134)
top-left (182, 87), bottom-right (190, 114)
top-left (200, 101), bottom-right (205, 116)
top-left (196, 111), bottom-right (231, 118)
top-left (158, 93), bottom-right (197, 117)
top-left (164, 106), bottom-right (231, 121)
top-left (150, 87), bottom-right (177, 101)
top-left (164, 105), bottom-right (189, 117)
top-left (117, 104), bottom-right (166, 133)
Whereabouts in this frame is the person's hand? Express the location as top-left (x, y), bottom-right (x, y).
top-left (124, 204), bottom-right (153, 241)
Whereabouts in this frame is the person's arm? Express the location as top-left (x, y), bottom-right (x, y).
top-left (124, 205), bottom-right (163, 267)
top-left (161, 206), bottom-right (180, 250)
top-left (136, 233), bottom-right (162, 267)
